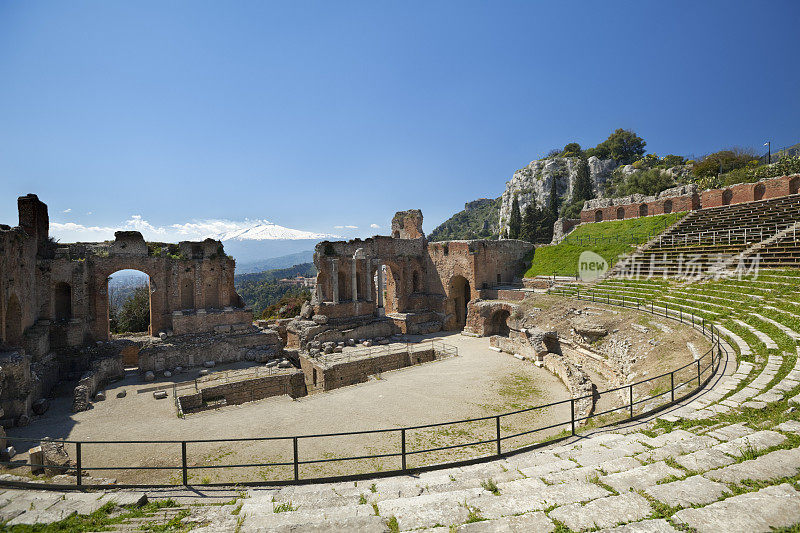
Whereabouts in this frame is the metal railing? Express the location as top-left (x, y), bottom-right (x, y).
top-left (2, 302), bottom-right (724, 489)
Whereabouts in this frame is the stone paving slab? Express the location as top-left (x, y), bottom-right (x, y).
top-left (635, 435), bottom-right (719, 463)
top-left (548, 493), bottom-right (653, 531)
top-left (518, 458), bottom-right (577, 478)
top-left (456, 511), bottom-right (554, 532)
top-left (644, 475), bottom-right (728, 508)
top-left (563, 442), bottom-right (646, 466)
top-left (601, 461), bottom-right (684, 493)
top-left (377, 488), bottom-right (483, 530)
top-left (674, 447), bottom-right (736, 472)
top-left (703, 447), bottom-right (800, 484)
top-left (706, 423), bottom-right (754, 442)
top-left (672, 483), bottom-right (800, 533)
top-left (470, 481), bottom-right (608, 517)
top-left (712, 430), bottom-right (786, 457)
top-left (775, 419), bottom-right (800, 434)
top-left (598, 519), bottom-right (678, 532)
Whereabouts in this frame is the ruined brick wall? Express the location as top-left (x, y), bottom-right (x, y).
top-left (581, 174), bottom-right (800, 222)
top-left (311, 212), bottom-right (532, 335)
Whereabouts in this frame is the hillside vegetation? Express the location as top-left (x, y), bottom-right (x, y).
top-left (429, 198), bottom-right (500, 241)
top-left (235, 263), bottom-right (316, 317)
top-left (525, 212), bottom-right (684, 277)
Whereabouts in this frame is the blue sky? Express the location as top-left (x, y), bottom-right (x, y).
top-left (1, 1), bottom-right (799, 242)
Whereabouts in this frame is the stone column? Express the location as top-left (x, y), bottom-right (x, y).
top-left (376, 261), bottom-right (384, 309)
top-left (364, 257), bottom-right (372, 302)
top-left (351, 258), bottom-right (358, 302)
top-left (331, 259), bottom-right (339, 304)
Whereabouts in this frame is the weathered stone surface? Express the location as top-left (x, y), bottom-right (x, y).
top-left (673, 483), bottom-right (800, 533)
top-left (674, 448), bottom-right (736, 472)
top-left (599, 519), bottom-right (678, 533)
top-left (706, 423), bottom-right (754, 442)
top-left (548, 493), bottom-right (653, 531)
top-left (775, 419), bottom-right (800, 435)
top-left (153, 390), bottom-right (168, 399)
top-left (40, 438), bottom-right (71, 475)
top-left (378, 489), bottom-right (481, 530)
top-left (31, 398), bottom-right (49, 415)
top-left (704, 447), bottom-right (800, 484)
top-left (601, 461), bottom-right (683, 492)
top-left (712, 430), bottom-right (785, 457)
top-left (645, 475), bottom-right (728, 508)
top-left (457, 511), bottom-right (554, 532)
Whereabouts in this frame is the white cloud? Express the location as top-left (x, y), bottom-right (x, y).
top-left (86, 211), bottom-right (93, 215)
top-left (333, 225), bottom-right (358, 229)
top-left (62, 208), bottom-right (71, 213)
top-left (49, 215), bottom-right (335, 243)
top-left (370, 223), bottom-right (380, 229)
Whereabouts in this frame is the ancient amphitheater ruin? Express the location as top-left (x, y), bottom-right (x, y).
top-left (2, 179), bottom-right (800, 532)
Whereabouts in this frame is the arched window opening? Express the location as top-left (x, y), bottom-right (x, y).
top-left (448, 275), bottom-right (471, 330)
top-left (754, 183), bottom-right (765, 201)
top-left (412, 271), bottom-right (421, 293)
top-left (663, 200), bottom-right (673, 214)
top-left (639, 204), bottom-right (648, 217)
top-left (722, 189), bottom-right (733, 205)
top-left (595, 210), bottom-right (603, 222)
top-left (108, 270), bottom-right (151, 336)
top-left (616, 207), bottom-right (625, 220)
top-left (490, 309), bottom-right (511, 337)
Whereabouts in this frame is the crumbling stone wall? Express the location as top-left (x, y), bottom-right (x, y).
top-left (178, 369), bottom-right (306, 413)
top-left (72, 356), bottom-right (124, 412)
top-left (137, 326), bottom-right (283, 373)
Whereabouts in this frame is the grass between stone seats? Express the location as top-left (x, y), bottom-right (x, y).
top-left (526, 213), bottom-right (684, 277)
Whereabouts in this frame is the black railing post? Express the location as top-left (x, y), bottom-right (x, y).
top-left (76, 442), bottom-right (82, 487)
top-left (697, 359), bottom-right (701, 386)
top-left (570, 398), bottom-right (575, 435)
top-left (293, 437), bottom-right (300, 481)
top-left (181, 442), bottom-right (188, 485)
top-left (495, 416), bottom-right (502, 456)
top-left (670, 372), bottom-right (675, 402)
top-left (401, 429), bottom-right (407, 471)
top-left (629, 385), bottom-right (634, 418)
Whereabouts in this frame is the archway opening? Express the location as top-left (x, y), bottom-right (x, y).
top-left (412, 271), bottom-right (421, 293)
top-left (4, 293), bottom-right (22, 347)
top-left (754, 183), bottom-right (765, 201)
top-left (616, 207), bottom-right (625, 220)
top-left (790, 177), bottom-right (800, 195)
top-left (722, 189), bottom-right (733, 205)
top-left (490, 309), bottom-right (511, 337)
top-left (108, 269), bottom-right (152, 337)
top-left (663, 199), bottom-right (673, 214)
top-left (449, 275), bottom-right (471, 330)
top-left (595, 210), bottom-right (603, 222)
top-left (639, 204), bottom-right (648, 217)
top-left (54, 282), bottom-right (72, 322)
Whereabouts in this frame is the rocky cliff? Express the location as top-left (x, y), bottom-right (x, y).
top-left (429, 198), bottom-right (501, 241)
top-left (499, 156), bottom-right (617, 234)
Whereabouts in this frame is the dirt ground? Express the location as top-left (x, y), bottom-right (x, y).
top-left (8, 333), bottom-right (571, 485)
top-left (6, 296), bottom-right (709, 485)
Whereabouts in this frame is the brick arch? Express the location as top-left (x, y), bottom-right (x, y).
top-left (107, 269), bottom-right (153, 336)
top-left (595, 210), bottom-right (603, 222)
top-left (790, 176), bottom-right (800, 195)
top-left (639, 203), bottom-right (648, 217)
top-left (447, 275), bottom-right (471, 330)
top-left (722, 189), bottom-right (733, 205)
top-left (489, 308), bottom-right (511, 336)
top-left (616, 207), bottom-right (625, 220)
top-left (663, 199), bottom-right (673, 214)
top-left (754, 183), bottom-right (766, 201)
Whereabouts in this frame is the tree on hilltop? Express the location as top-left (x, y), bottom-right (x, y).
top-left (508, 195), bottom-right (522, 240)
top-left (587, 128), bottom-right (646, 165)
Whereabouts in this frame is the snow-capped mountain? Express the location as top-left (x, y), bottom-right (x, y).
top-left (216, 221), bottom-right (338, 241)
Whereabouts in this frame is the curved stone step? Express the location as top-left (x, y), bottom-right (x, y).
top-left (751, 313), bottom-right (800, 341)
top-left (733, 319), bottom-right (778, 350)
top-left (714, 325), bottom-right (753, 357)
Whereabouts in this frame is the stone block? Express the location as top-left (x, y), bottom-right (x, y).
top-left (28, 446), bottom-right (44, 474)
top-left (153, 390), bottom-right (168, 400)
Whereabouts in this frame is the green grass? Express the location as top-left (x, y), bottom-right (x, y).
top-left (526, 213), bottom-right (684, 277)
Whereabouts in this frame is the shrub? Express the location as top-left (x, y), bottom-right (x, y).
top-left (693, 148), bottom-right (758, 178)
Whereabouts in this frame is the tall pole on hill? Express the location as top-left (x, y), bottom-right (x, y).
top-left (765, 141), bottom-right (771, 164)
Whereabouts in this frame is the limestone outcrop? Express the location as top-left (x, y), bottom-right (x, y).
top-left (499, 156), bottom-right (617, 234)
